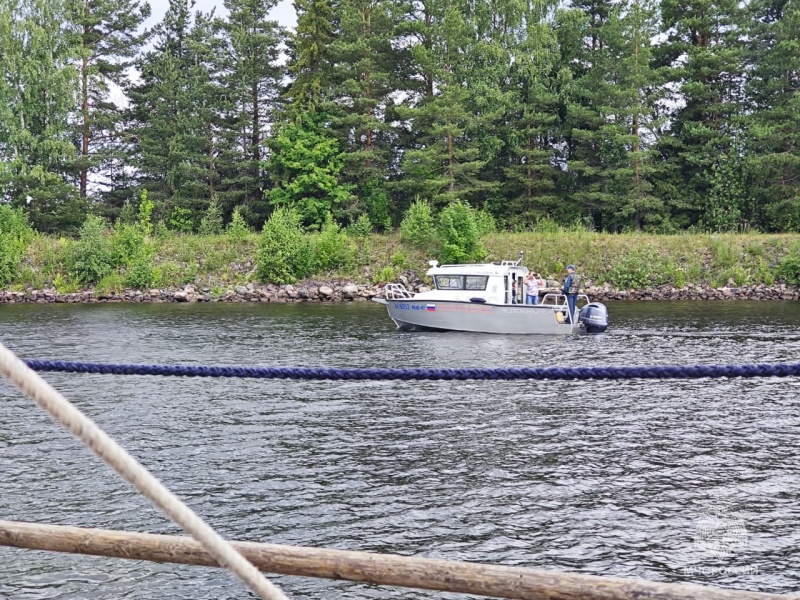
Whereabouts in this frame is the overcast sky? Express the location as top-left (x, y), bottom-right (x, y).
top-left (143, 0), bottom-right (297, 30)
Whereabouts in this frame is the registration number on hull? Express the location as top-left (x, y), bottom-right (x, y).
top-left (393, 303), bottom-right (431, 311)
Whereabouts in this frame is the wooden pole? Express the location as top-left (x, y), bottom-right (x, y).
top-left (0, 520), bottom-right (785, 600)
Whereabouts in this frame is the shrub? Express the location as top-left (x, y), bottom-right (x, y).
top-left (601, 246), bottom-right (670, 290)
top-left (96, 272), bottom-right (124, 296)
top-left (227, 206), bottom-right (249, 242)
top-left (153, 219), bottom-right (169, 238)
top-left (312, 213), bottom-right (355, 273)
top-left (138, 190), bottom-right (154, 237)
top-left (169, 206), bottom-right (194, 233)
top-left (391, 252), bottom-right (408, 268)
top-left (400, 198), bottom-right (436, 248)
top-left (111, 221), bottom-right (145, 267)
top-left (348, 214), bottom-right (372, 238)
top-left (438, 201), bottom-right (486, 264)
top-left (776, 245), bottom-right (800, 284)
top-left (0, 205), bottom-right (33, 288)
top-left (372, 266), bottom-right (396, 284)
top-left (124, 248), bottom-right (156, 289)
top-left (68, 215), bottom-right (114, 285)
top-left (534, 217), bottom-right (561, 234)
top-left (474, 209), bottom-right (497, 237)
top-left (199, 197), bottom-right (224, 235)
top-left (256, 207), bottom-right (306, 284)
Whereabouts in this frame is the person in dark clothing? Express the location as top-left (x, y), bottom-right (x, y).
top-left (562, 264), bottom-right (581, 324)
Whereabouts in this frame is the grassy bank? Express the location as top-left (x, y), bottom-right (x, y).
top-left (12, 230), bottom-right (800, 296)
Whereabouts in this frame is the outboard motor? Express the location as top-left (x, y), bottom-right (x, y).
top-left (578, 302), bottom-right (609, 334)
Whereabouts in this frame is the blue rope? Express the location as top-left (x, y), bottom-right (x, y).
top-left (21, 359), bottom-right (800, 380)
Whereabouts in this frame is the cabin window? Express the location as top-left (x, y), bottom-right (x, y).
top-left (435, 276), bottom-right (464, 290)
top-left (465, 276), bottom-right (488, 290)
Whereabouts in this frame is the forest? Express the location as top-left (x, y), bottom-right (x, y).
top-left (1, 0), bottom-right (799, 237)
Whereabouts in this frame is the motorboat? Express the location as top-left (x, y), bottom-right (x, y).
top-left (372, 254), bottom-right (609, 334)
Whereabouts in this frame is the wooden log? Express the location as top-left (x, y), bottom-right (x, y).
top-left (0, 520), bottom-right (784, 600)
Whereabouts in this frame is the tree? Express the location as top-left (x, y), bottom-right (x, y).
top-left (654, 0), bottom-right (744, 228)
top-left (284, 0), bottom-right (337, 118)
top-left (328, 0), bottom-right (401, 227)
top-left (741, 0), bottom-right (800, 231)
top-left (266, 114), bottom-right (353, 227)
top-left (501, 3), bottom-right (563, 224)
top-left (65, 0), bottom-right (151, 199)
top-left (129, 0), bottom-right (223, 227)
top-left (216, 0), bottom-right (285, 226)
top-left (0, 0), bottom-right (86, 233)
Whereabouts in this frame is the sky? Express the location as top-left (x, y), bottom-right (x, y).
top-left (143, 0), bottom-right (297, 30)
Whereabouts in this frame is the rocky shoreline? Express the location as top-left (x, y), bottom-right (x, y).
top-left (1, 274), bottom-right (799, 304)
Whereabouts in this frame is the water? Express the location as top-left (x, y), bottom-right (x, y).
top-left (1, 301), bottom-right (799, 599)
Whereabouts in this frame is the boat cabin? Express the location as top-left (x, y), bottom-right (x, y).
top-left (424, 260), bottom-right (530, 305)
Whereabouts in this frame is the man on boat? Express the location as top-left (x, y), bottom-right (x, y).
top-left (562, 265), bottom-right (581, 324)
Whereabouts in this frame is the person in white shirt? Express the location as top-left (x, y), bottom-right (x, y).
top-left (525, 271), bottom-right (545, 305)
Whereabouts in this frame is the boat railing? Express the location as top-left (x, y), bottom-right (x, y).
top-left (384, 283), bottom-right (415, 300)
top-left (540, 293), bottom-right (569, 307)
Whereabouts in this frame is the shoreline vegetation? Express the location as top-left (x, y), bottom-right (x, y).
top-left (4, 227), bottom-right (800, 304)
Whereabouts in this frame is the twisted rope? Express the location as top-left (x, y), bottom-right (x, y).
top-left (23, 359), bottom-right (800, 380)
top-left (0, 343), bottom-right (289, 600)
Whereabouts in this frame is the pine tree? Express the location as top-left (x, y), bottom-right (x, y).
top-left (129, 1), bottom-right (223, 227)
top-left (284, 0), bottom-right (337, 118)
top-left (65, 0), bottom-right (151, 199)
top-left (328, 0), bottom-right (400, 227)
top-left (396, 0), bottom-right (494, 209)
top-left (655, 0), bottom-right (744, 228)
top-left (501, 2), bottom-right (562, 225)
top-left (742, 0), bottom-right (800, 231)
top-left (216, 0), bottom-right (285, 227)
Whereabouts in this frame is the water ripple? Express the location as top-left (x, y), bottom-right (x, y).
top-left (1, 301), bottom-right (799, 598)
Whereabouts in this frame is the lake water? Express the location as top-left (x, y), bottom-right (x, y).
top-left (1, 301), bottom-right (799, 599)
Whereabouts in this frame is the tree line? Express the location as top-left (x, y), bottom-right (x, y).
top-left (1, 0), bottom-right (799, 236)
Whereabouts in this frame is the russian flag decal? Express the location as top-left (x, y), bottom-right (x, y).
top-left (426, 304), bottom-right (436, 311)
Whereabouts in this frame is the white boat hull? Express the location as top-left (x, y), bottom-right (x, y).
top-left (373, 298), bottom-right (580, 335)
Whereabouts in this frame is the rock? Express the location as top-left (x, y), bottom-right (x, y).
top-left (319, 285), bottom-right (334, 297)
top-left (174, 291), bottom-right (188, 302)
top-left (342, 284), bottom-right (358, 295)
top-left (235, 285), bottom-right (248, 295)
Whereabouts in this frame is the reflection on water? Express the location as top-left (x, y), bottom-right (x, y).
top-left (1, 301), bottom-right (799, 598)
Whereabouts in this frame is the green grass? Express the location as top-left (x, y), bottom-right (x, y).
top-left (12, 230), bottom-right (800, 291)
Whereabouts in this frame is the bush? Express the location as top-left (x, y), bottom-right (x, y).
top-left (601, 246), bottom-right (670, 290)
top-left (776, 245), bottom-right (800, 284)
top-left (372, 266), bottom-right (396, 284)
top-left (169, 207), bottom-right (194, 233)
top-left (68, 215), bottom-right (114, 285)
top-left (400, 198), bottom-right (436, 248)
top-left (438, 201), bottom-right (486, 264)
top-left (124, 248), bottom-right (156, 289)
top-left (199, 197), bottom-right (224, 235)
top-left (256, 207), bottom-right (306, 284)
top-left (0, 205), bottom-right (33, 288)
top-left (227, 206), bottom-right (249, 242)
top-left (111, 221), bottom-right (145, 267)
top-left (348, 214), bottom-right (372, 238)
top-left (312, 214), bottom-right (355, 273)
top-left (474, 209), bottom-right (497, 237)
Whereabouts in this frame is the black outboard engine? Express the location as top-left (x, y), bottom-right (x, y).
top-left (578, 302), bottom-right (609, 333)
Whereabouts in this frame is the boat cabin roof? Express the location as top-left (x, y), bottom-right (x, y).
top-left (425, 261), bottom-right (529, 278)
